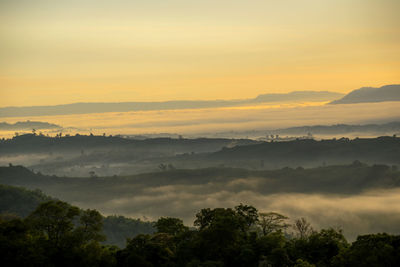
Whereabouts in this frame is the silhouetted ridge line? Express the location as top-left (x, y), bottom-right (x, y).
top-left (0, 120), bottom-right (61, 130)
top-left (330, 84), bottom-right (400, 104)
top-left (0, 91), bottom-right (343, 117)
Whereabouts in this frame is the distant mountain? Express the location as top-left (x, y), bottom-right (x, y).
top-left (0, 90), bottom-right (342, 117)
top-left (330, 84), bottom-right (400, 104)
top-left (252, 91), bottom-right (343, 103)
top-left (0, 120), bottom-right (61, 130)
top-left (0, 101), bottom-right (239, 118)
top-left (268, 121), bottom-right (400, 136)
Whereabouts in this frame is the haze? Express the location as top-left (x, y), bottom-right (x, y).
top-left (1, 0), bottom-right (400, 106)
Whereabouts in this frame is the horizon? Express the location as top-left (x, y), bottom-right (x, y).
top-left (0, 88), bottom-right (348, 108)
top-left (0, 83), bottom-right (398, 108)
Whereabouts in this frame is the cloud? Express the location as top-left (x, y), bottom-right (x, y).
top-left (70, 179), bottom-right (400, 241)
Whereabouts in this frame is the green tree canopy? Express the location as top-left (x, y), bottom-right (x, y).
top-left (154, 217), bottom-right (188, 236)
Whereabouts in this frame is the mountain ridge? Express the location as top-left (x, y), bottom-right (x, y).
top-left (0, 120), bottom-right (61, 130)
top-left (330, 84), bottom-right (400, 104)
top-left (0, 90), bottom-right (343, 117)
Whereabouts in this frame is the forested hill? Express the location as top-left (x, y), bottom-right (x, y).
top-left (1, 183), bottom-right (400, 266)
top-left (1, 163), bottom-right (399, 198)
top-left (204, 136), bottom-right (400, 166)
top-left (0, 183), bottom-right (154, 247)
top-left (1, 134), bottom-right (399, 161)
top-left (1, 135), bottom-right (399, 175)
top-left (0, 134), bottom-right (258, 155)
top-left (0, 184), bottom-right (52, 217)
top-left (266, 121), bottom-right (400, 136)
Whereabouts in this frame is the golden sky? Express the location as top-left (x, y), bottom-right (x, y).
top-left (1, 0), bottom-right (399, 107)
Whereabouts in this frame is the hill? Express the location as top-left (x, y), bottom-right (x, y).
top-left (330, 84), bottom-right (400, 104)
top-left (0, 182), bottom-right (154, 247)
top-left (174, 136), bottom-right (400, 170)
top-left (1, 163), bottom-right (399, 204)
top-left (0, 184), bottom-right (52, 217)
top-left (266, 122), bottom-right (400, 136)
top-left (205, 136), bottom-right (400, 166)
top-left (1, 135), bottom-right (399, 176)
top-left (0, 134), bottom-right (258, 155)
top-left (1, 164), bottom-right (400, 241)
top-left (0, 120), bottom-right (61, 131)
top-left (253, 91), bottom-right (343, 103)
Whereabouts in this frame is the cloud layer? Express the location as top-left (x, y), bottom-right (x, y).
top-left (69, 178), bottom-right (400, 241)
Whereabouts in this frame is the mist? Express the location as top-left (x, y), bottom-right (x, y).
top-left (75, 181), bottom-right (400, 241)
top-left (1, 101), bottom-right (399, 139)
top-left (2, 162), bottom-right (399, 241)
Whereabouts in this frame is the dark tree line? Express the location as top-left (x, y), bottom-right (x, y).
top-left (1, 201), bottom-right (399, 267)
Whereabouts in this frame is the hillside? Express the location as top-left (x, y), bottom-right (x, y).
top-left (2, 188), bottom-right (399, 266)
top-left (206, 136), bottom-right (400, 166)
top-left (0, 134), bottom-right (258, 155)
top-left (1, 163), bottom-right (399, 209)
top-left (0, 182), bottom-right (154, 247)
top-left (330, 84), bottom-right (400, 104)
top-left (0, 184), bottom-right (52, 217)
top-left (1, 163), bottom-right (400, 241)
top-left (1, 135), bottom-right (399, 177)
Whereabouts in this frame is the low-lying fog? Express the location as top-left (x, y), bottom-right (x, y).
top-left (1, 101), bottom-right (399, 139)
top-left (61, 178), bottom-right (400, 241)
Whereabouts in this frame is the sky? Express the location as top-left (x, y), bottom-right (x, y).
top-left (1, 0), bottom-right (399, 107)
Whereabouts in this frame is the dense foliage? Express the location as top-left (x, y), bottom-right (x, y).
top-left (103, 215), bottom-right (155, 248)
top-left (1, 199), bottom-right (399, 267)
top-left (0, 184), bottom-right (154, 248)
top-left (0, 184), bottom-right (52, 217)
top-left (1, 163), bottom-right (400, 200)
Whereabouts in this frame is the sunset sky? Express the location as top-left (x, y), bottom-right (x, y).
top-left (1, 0), bottom-right (399, 107)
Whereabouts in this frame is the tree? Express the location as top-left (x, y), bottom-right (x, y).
top-left (89, 171), bottom-right (97, 178)
top-left (0, 217), bottom-right (46, 266)
top-left (235, 204), bottom-right (259, 232)
top-left (154, 217), bottom-right (188, 236)
top-left (291, 228), bottom-right (348, 267)
top-left (294, 259), bottom-right (316, 267)
top-left (194, 208), bottom-right (244, 265)
top-left (293, 217), bottom-right (314, 239)
top-left (25, 200), bottom-right (110, 266)
top-left (118, 233), bottom-right (175, 266)
top-left (75, 209), bottom-right (105, 243)
top-left (193, 208), bottom-right (214, 230)
top-left (257, 231), bottom-right (289, 266)
top-left (27, 200), bottom-right (80, 248)
top-left (258, 212), bottom-right (290, 236)
top-left (27, 200), bottom-right (105, 249)
top-left (332, 233), bottom-right (400, 267)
